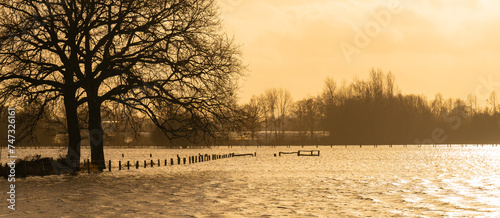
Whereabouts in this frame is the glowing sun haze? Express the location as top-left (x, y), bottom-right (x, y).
top-left (218, 0), bottom-right (500, 103)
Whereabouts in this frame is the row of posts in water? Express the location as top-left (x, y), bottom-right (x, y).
top-left (82, 152), bottom-right (257, 173)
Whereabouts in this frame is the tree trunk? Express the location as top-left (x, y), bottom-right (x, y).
top-left (63, 89), bottom-right (81, 171)
top-left (88, 90), bottom-right (106, 170)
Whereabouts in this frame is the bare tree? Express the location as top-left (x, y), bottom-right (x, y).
top-left (322, 77), bottom-right (337, 109)
top-left (276, 88), bottom-right (292, 142)
top-left (240, 96), bottom-right (263, 143)
top-left (466, 94), bottom-right (477, 116)
top-left (258, 88), bottom-right (292, 144)
top-left (488, 91), bottom-right (497, 114)
top-left (431, 94), bottom-right (445, 115)
top-left (0, 0), bottom-right (85, 169)
top-left (385, 71), bottom-right (396, 98)
top-left (369, 69), bottom-right (384, 99)
top-left (260, 88), bottom-right (278, 142)
top-left (292, 96), bottom-right (319, 143)
top-left (0, 0), bottom-right (242, 170)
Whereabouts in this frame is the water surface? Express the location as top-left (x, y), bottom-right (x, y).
top-left (2, 145), bottom-right (500, 217)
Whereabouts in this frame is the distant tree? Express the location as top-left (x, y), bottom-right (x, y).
top-left (385, 71), bottom-right (396, 98)
top-left (240, 96), bottom-right (264, 143)
top-left (431, 94), bottom-right (445, 115)
top-left (276, 88), bottom-right (292, 142)
top-left (256, 94), bottom-right (270, 142)
top-left (466, 94), bottom-right (478, 116)
top-left (260, 88), bottom-right (278, 142)
top-left (488, 91), bottom-right (497, 114)
top-left (291, 96), bottom-right (319, 142)
top-left (321, 77), bottom-right (337, 109)
top-left (257, 88), bottom-right (292, 144)
top-left (368, 69), bottom-right (384, 99)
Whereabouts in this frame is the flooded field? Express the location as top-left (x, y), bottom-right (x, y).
top-left (2, 145), bottom-right (500, 217)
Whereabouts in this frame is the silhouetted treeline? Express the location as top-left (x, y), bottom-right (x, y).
top-left (5, 69), bottom-right (500, 147)
top-left (239, 69), bottom-right (500, 145)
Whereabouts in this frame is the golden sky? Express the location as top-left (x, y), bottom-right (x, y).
top-left (218, 0), bottom-right (500, 103)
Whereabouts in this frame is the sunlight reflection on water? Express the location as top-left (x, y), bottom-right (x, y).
top-left (3, 145), bottom-right (500, 217)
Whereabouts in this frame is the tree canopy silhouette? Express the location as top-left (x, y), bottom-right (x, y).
top-left (0, 0), bottom-right (242, 170)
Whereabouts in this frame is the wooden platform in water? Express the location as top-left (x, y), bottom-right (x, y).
top-left (277, 150), bottom-right (320, 156)
top-left (298, 150), bottom-right (320, 156)
top-left (233, 153), bottom-right (255, 157)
